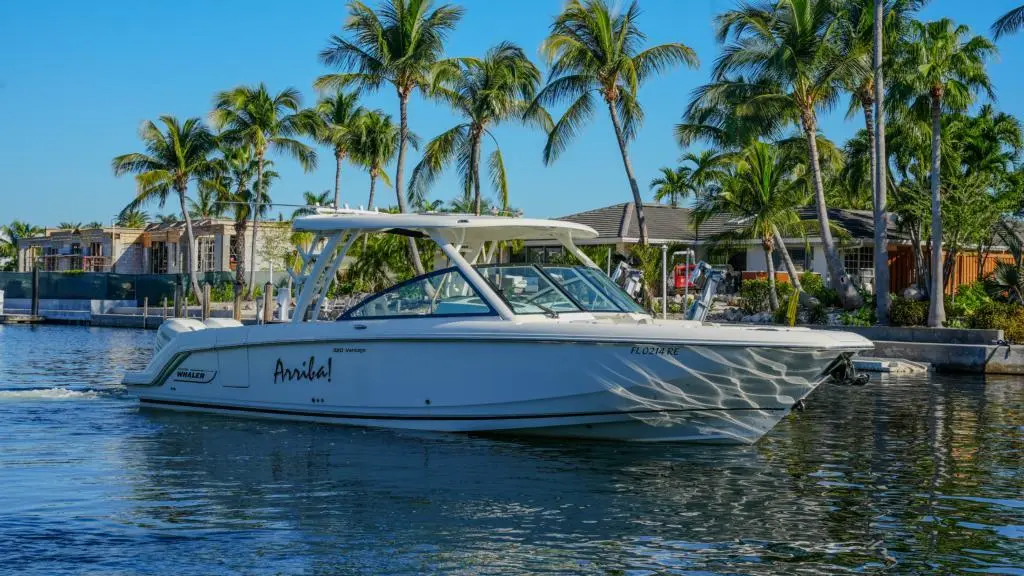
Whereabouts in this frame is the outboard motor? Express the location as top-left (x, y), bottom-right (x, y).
top-left (611, 260), bottom-right (644, 301)
top-left (154, 319), bottom-right (206, 354)
top-left (685, 262), bottom-right (726, 323)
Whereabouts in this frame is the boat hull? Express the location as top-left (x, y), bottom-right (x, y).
top-left (128, 337), bottom-right (855, 444)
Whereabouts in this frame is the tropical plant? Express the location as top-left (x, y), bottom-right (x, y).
top-left (702, 0), bottom-right (864, 309)
top-left (694, 141), bottom-right (810, 310)
top-left (890, 18), bottom-right (996, 326)
top-left (992, 4), bottom-right (1024, 39)
top-left (116, 208), bottom-right (148, 228)
top-left (410, 42), bottom-right (541, 215)
top-left (317, 0), bottom-right (465, 275)
top-left (649, 166), bottom-right (692, 207)
top-left (531, 0), bottom-right (698, 245)
top-left (313, 90), bottom-right (365, 208)
top-left (58, 222), bottom-right (82, 231)
top-left (156, 214), bottom-right (180, 224)
top-left (0, 221), bottom-right (45, 271)
top-left (211, 83), bottom-right (318, 296)
top-left (113, 116), bottom-right (219, 303)
top-left (837, 0), bottom-right (924, 323)
top-left (83, 221), bottom-right (104, 229)
top-left (349, 110), bottom-right (401, 210)
top-left (188, 186), bottom-right (225, 219)
top-left (206, 144), bottom-right (277, 299)
top-left (293, 190), bottom-right (332, 218)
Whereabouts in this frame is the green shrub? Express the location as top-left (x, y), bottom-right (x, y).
top-left (969, 301), bottom-right (1024, 343)
top-left (739, 280), bottom-right (772, 314)
top-left (808, 303), bottom-right (828, 325)
top-left (841, 304), bottom-right (876, 327)
top-left (799, 272), bottom-right (840, 307)
top-left (889, 296), bottom-right (928, 327)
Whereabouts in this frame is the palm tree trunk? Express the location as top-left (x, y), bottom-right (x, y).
top-left (928, 95), bottom-right (946, 327)
top-left (333, 150), bottom-right (343, 209)
top-left (802, 111), bottom-right (862, 309)
top-left (910, 222), bottom-right (929, 293)
top-left (248, 153), bottom-right (264, 299)
top-left (367, 171), bottom-right (377, 211)
top-left (178, 188), bottom-right (203, 307)
top-left (471, 132), bottom-right (483, 216)
top-left (772, 225), bottom-right (802, 292)
top-left (606, 100), bottom-right (649, 245)
top-left (873, 0), bottom-right (891, 324)
top-left (764, 245), bottom-right (779, 311)
top-left (233, 218), bottom-right (246, 299)
top-left (396, 91), bottom-right (426, 275)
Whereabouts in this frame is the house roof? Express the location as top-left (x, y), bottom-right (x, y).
top-left (557, 202), bottom-right (906, 244)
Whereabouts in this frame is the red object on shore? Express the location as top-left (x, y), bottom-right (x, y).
top-left (673, 263), bottom-right (697, 290)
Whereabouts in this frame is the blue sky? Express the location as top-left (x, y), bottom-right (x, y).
top-left (1, 0), bottom-right (1022, 226)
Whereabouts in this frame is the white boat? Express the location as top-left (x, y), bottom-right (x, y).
top-left (123, 210), bottom-right (873, 444)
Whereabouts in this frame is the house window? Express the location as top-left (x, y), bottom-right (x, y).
top-left (197, 237), bottom-right (216, 272)
top-left (843, 247), bottom-right (874, 274)
top-left (775, 247), bottom-right (809, 271)
top-left (70, 243), bottom-right (82, 270)
top-left (150, 242), bottom-right (168, 274)
top-left (88, 242), bottom-right (104, 271)
top-left (44, 247), bottom-right (58, 271)
top-left (228, 235), bottom-right (239, 271)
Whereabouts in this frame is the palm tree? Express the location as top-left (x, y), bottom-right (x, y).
top-left (890, 18), bottom-right (996, 326)
top-left (293, 190), bottom-right (332, 218)
top-left (211, 83), bottom-right (318, 296)
top-left (116, 208), bottom-right (148, 228)
top-left (993, 5), bottom-right (1024, 39)
top-left (0, 221), bottom-right (44, 271)
top-left (695, 142), bottom-right (809, 309)
top-left (837, 0), bottom-right (923, 322)
top-left (317, 0), bottom-right (465, 275)
top-left (705, 0), bottom-right (865, 309)
top-left (314, 90), bottom-right (365, 208)
top-left (531, 0), bottom-right (698, 244)
top-left (58, 222), bottom-right (82, 231)
top-left (156, 214), bottom-right (180, 224)
top-left (349, 110), bottom-right (400, 210)
top-left (679, 150), bottom-right (730, 201)
top-left (113, 116), bottom-right (219, 303)
top-left (411, 42), bottom-right (541, 215)
top-left (188, 186), bottom-right (224, 219)
top-left (649, 166), bottom-right (692, 207)
top-left (208, 145), bottom-right (277, 299)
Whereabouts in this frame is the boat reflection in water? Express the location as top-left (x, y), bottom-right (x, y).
top-left (121, 371), bottom-right (1023, 574)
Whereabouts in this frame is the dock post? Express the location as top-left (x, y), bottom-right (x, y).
top-left (202, 284), bottom-right (211, 320)
top-left (233, 286), bottom-right (242, 321)
top-left (31, 266), bottom-right (40, 317)
top-left (173, 285), bottom-right (182, 318)
top-left (262, 282), bottom-right (274, 323)
top-left (143, 297), bottom-right (149, 328)
top-left (162, 297), bottom-right (168, 319)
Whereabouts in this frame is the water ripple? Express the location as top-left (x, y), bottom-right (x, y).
top-left (0, 324), bottom-right (1021, 575)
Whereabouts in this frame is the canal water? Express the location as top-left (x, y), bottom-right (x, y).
top-left (0, 325), bottom-right (1020, 575)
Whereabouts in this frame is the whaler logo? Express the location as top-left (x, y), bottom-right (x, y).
top-left (173, 368), bottom-right (216, 383)
top-left (274, 356), bottom-right (332, 384)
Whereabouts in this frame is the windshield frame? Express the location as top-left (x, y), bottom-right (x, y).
top-left (338, 266), bottom-right (499, 321)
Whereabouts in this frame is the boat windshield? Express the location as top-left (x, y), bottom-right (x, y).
top-left (542, 266), bottom-right (650, 315)
top-left (475, 265), bottom-right (582, 315)
top-left (341, 267), bottom-right (495, 319)
top-left (475, 264), bottom-right (648, 315)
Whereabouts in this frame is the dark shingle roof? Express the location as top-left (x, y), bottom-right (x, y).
top-left (558, 203), bottom-right (906, 243)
